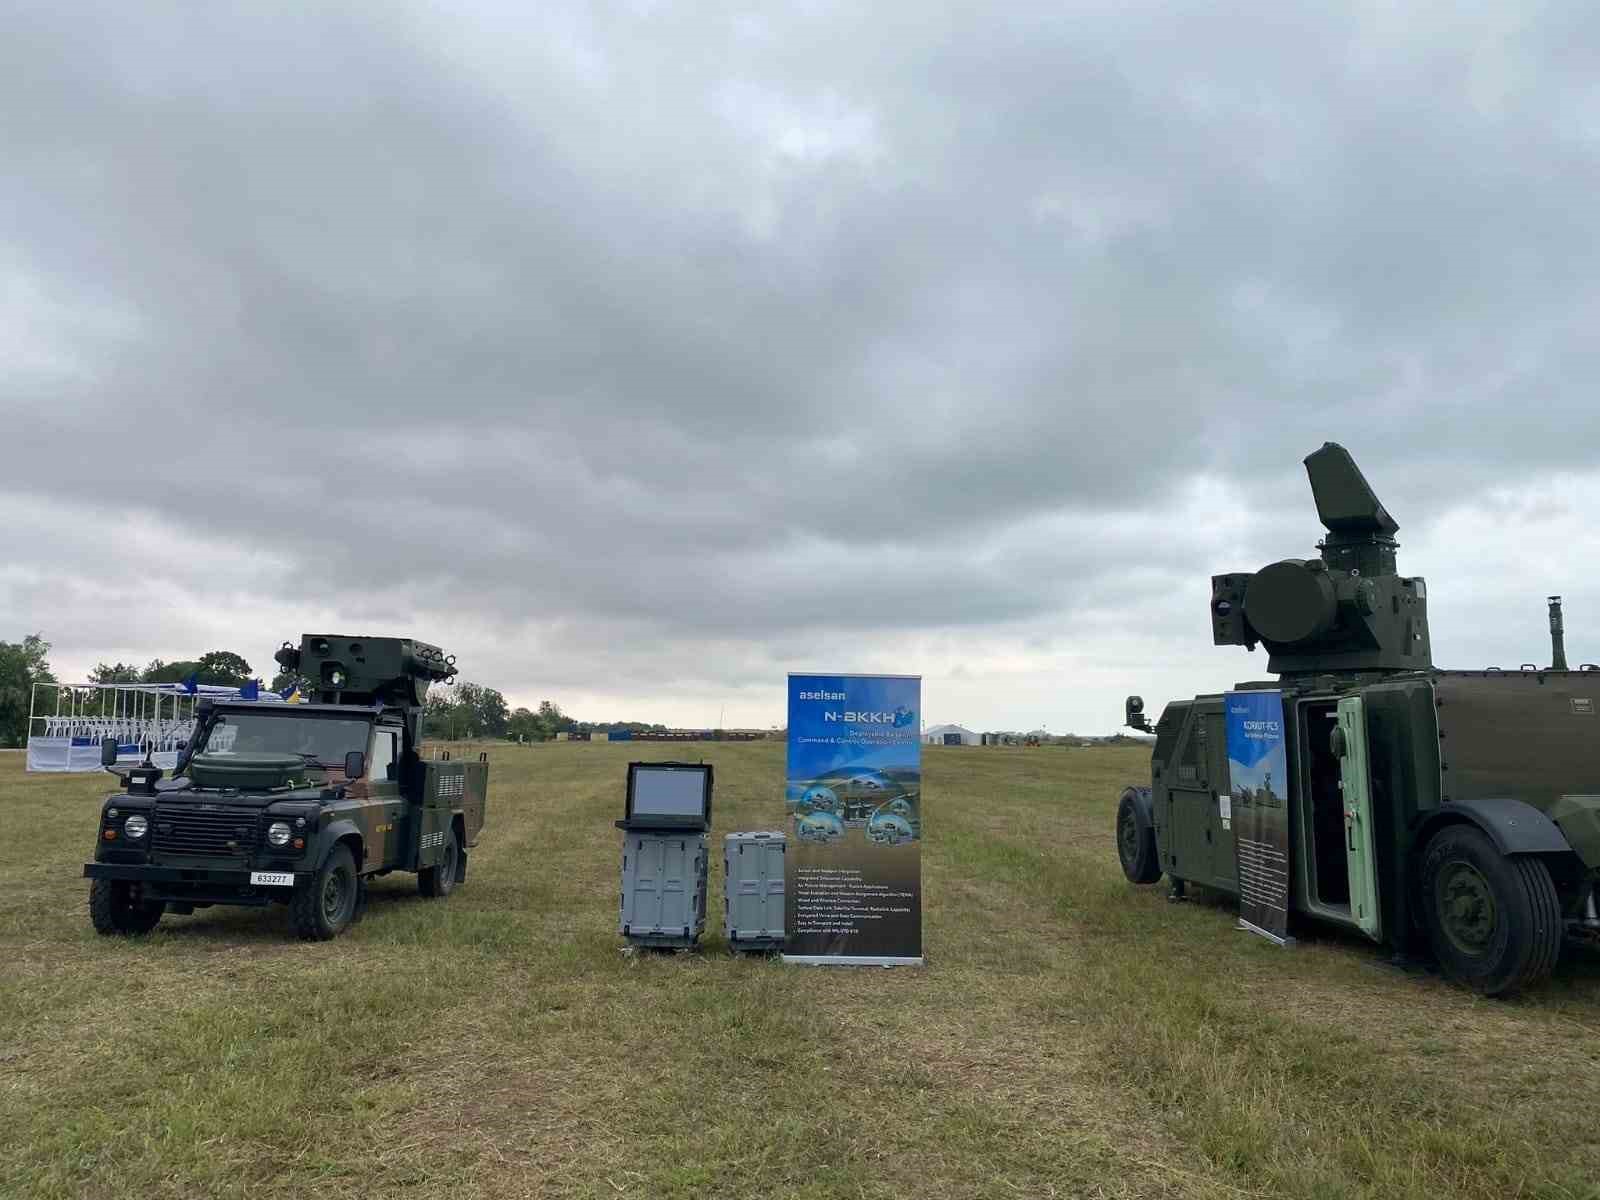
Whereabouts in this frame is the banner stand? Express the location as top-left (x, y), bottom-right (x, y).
top-left (783, 673), bottom-right (923, 966)
top-left (1224, 689), bottom-right (1293, 946)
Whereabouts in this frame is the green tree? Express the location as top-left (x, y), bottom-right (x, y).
top-left (535, 699), bottom-right (574, 740)
top-left (420, 683), bottom-right (509, 740)
top-left (507, 706), bottom-right (542, 742)
top-left (141, 651), bottom-right (252, 687)
top-left (457, 682), bottom-right (509, 739)
top-left (269, 669), bottom-right (311, 697)
top-left (0, 634), bottom-right (55, 747)
top-left (422, 691), bottom-right (461, 740)
top-left (195, 650), bottom-right (252, 687)
top-left (89, 662), bottom-right (141, 684)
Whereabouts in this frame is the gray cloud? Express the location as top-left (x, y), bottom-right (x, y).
top-left (4, 1), bottom-right (1599, 731)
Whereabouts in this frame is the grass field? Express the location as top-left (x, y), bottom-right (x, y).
top-left (3, 742), bottom-right (1599, 1199)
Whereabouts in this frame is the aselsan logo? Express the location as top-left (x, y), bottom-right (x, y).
top-left (798, 690), bottom-right (847, 701)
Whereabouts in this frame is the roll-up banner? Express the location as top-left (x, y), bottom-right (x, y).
top-left (1223, 690), bottom-right (1293, 945)
top-left (784, 673), bottom-right (923, 966)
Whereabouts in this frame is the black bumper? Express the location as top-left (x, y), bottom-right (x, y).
top-left (84, 862), bottom-right (308, 906)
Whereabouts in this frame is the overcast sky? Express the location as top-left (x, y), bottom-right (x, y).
top-left (4, 2), bottom-right (1599, 732)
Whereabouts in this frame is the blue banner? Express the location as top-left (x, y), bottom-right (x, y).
top-left (785, 673), bottom-right (922, 964)
top-left (1224, 690), bottom-right (1291, 943)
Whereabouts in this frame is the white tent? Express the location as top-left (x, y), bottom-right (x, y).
top-left (922, 723), bottom-right (980, 746)
top-left (26, 680), bottom-right (281, 773)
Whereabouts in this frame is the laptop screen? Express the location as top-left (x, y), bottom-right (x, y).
top-left (630, 765), bottom-right (710, 821)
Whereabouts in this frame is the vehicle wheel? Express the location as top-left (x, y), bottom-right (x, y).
top-left (89, 878), bottom-right (164, 936)
top-left (1418, 826), bottom-right (1561, 996)
top-left (291, 844), bottom-right (359, 940)
top-left (1116, 786), bottom-right (1162, 884)
top-left (418, 827), bottom-right (459, 898)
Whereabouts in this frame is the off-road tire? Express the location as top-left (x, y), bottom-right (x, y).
top-left (1116, 786), bottom-right (1162, 884)
top-left (291, 844), bottom-right (359, 940)
top-left (418, 827), bottom-right (459, 899)
top-left (89, 878), bottom-right (164, 936)
top-left (1418, 825), bottom-right (1561, 996)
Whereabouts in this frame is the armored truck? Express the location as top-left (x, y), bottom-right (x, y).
top-left (1116, 444), bottom-right (1598, 995)
top-left (84, 635), bottom-right (487, 940)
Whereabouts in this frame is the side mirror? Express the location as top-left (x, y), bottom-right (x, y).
top-left (100, 737), bottom-right (119, 766)
top-left (344, 750), bottom-right (366, 779)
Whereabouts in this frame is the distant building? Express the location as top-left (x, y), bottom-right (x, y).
top-left (923, 723), bottom-right (980, 746)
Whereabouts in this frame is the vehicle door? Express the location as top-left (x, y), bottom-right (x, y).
top-left (362, 725), bottom-right (404, 872)
top-left (1165, 713), bottom-right (1219, 883)
top-left (1334, 696), bottom-right (1382, 940)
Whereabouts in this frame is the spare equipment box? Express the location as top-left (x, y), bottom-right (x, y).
top-left (615, 762), bottom-right (713, 948)
top-left (419, 759), bottom-right (489, 852)
top-left (723, 831), bottom-right (786, 951)
top-left (619, 832), bottom-right (708, 948)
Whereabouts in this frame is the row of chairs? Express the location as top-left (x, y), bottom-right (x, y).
top-left (36, 716), bottom-right (195, 750)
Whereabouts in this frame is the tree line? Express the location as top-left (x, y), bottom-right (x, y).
top-left (2, 631), bottom-right (657, 747)
top-left (89, 651), bottom-right (256, 688)
top-left (421, 691), bottom-right (671, 742)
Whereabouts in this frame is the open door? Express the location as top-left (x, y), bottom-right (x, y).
top-left (1335, 696), bottom-right (1381, 940)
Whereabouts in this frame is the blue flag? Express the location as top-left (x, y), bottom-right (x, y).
top-left (238, 679), bottom-right (260, 701)
top-left (181, 672), bottom-right (198, 694)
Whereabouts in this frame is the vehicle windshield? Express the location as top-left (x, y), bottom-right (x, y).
top-left (198, 711), bottom-right (371, 766)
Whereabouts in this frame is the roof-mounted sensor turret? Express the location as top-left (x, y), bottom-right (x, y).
top-left (273, 635), bottom-right (457, 708)
top-left (1210, 443), bottom-right (1432, 677)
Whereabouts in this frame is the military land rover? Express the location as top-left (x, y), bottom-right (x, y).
top-left (1116, 444), bottom-right (1598, 995)
top-left (84, 635), bottom-right (487, 940)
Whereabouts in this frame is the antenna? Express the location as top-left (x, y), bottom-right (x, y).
top-left (1549, 596), bottom-right (1569, 671)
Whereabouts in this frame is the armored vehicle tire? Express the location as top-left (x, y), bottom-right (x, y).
top-left (1418, 826), bottom-right (1562, 996)
top-left (89, 878), bottom-right (164, 935)
top-left (1116, 787), bottom-right (1162, 885)
top-left (291, 844), bottom-right (359, 940)
top-left (418, 827), bottom-right (459, 898)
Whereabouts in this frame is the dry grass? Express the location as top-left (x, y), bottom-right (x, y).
top-left (2, 742), bottom-right (1598, 1199)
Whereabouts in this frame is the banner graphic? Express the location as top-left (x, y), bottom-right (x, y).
top-left (1224, 690), bottom-right (1292, 944)
top-left (784, 674), bottom-right (922, 965)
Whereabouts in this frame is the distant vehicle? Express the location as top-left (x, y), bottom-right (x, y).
top-left (84, 635), bottom-right (487, 940)
top-left (1117, 444), bottom-right (1599, 996)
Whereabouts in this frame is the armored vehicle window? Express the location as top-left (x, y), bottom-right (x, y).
top-left (199, 712), bottom-right (372, 766)
top-left (370, 728), bottom-right (397, 782)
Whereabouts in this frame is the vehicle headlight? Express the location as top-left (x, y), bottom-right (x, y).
top-left (267, 821), bottom-right (292, 847)
top-left (124, 814), bottom-right (148, 840)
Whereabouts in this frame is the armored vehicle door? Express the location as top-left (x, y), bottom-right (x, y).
top-left (362, 724), bottom-right (405, 872)
top-left (1166, 704), bottom-right (1233, 887)
top-left (1334, 697), bottom-right (1381, 939)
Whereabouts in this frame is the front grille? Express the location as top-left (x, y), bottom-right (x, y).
top-left (153, 804), bottom-right (260, 857)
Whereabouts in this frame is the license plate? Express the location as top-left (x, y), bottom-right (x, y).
top-left (250, 871), bottom-right (295, 888)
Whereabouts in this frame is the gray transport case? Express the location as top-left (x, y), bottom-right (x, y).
top-left (620, 832), bottom-right (708, 948)
top-left (723, 831), bottom-right (786, 951)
